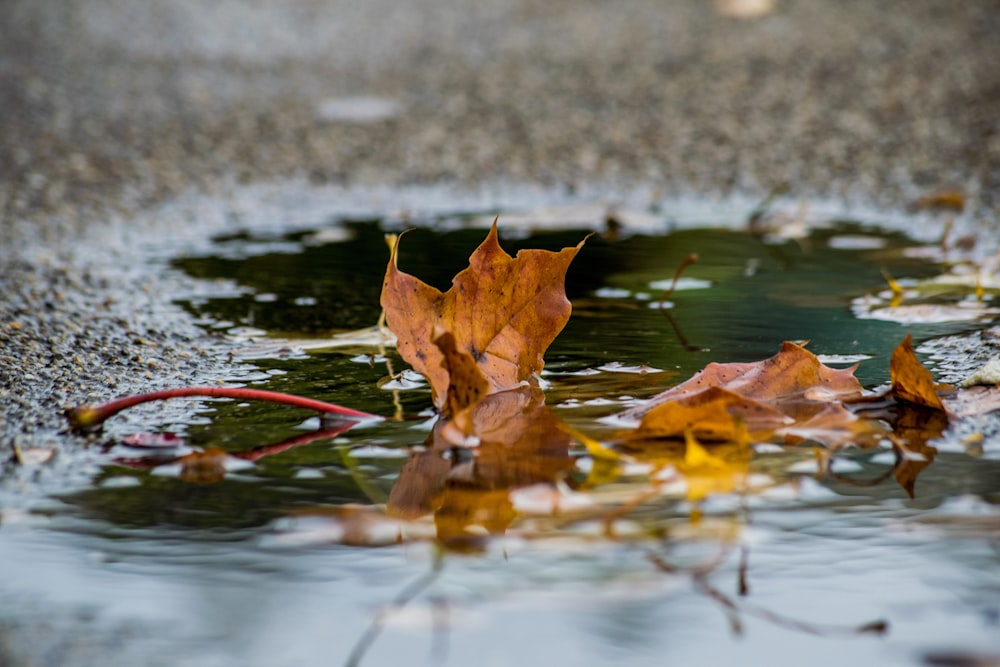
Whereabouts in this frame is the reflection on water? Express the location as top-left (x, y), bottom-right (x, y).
top-left (2, 217), bottom-right (999, 667)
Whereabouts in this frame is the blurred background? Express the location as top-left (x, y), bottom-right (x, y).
top-left (3, 0), bottom-right (998, 227)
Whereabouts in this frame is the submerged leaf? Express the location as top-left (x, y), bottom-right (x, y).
top-left (381, 220), bottom-right (586, 408)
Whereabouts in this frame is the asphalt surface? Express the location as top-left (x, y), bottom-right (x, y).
top-left (2, 0), bottom-right (1000, 460)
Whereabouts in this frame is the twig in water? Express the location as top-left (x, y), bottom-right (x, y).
top-left (344, 549), bottom-right (445, 667)
top-left (65, 386), bottom-right (377, 432)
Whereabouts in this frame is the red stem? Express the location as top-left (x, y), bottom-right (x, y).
top-left (66, 386), bottom-right (378, 431)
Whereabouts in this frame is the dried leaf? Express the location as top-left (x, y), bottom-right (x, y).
top-left (627, 342), bottom-right (863, 418)
top-left (433, 329), bottom-right (490, 439)
top-left (629, 386), bottom-right (791, 442)
top-left (381, 220), bottom-right (586, 408)
top-left (433, 329), bottom-right (490, 417)
top-left (890, 334), bottom-right (946, 411)
top-left (620, 342), bottom-right (884, 451)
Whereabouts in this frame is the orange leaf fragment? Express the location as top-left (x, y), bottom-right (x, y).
top-left (890, 334), bottom-right (946, 412)
top-left (433, 329), bottom-right (490, 438)
top-left (620, 342), bottom-right (882, 450)
top-left (381, 220), bottom-right (586, 408)
top-left (630, 386), bottom-right (791, 442)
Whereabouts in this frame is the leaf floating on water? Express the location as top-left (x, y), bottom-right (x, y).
top-left (890, 334), bottom-right (946, 412)
top-left (624, 341), bottom-right (863, 421)
top-left (617, 342), bottom-right (896, 452)
top-left (380, 219), bottom-right (586, 408)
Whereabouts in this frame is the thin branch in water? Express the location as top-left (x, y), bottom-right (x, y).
top-left (696, 576), bottom-right (888, 638)
top-left (654, 253), bottom-right (706, 353)
top-left (344, 549), bottom-right (445, 667)
top-left (430, 595), bottom-right (451, 665)
top-left (738, 544), bottom-right (750, 597)
top-left (65, 386), bottom-right (377, 432)
top-left (656, 252), bottom-right (700, 305)
top-left (646, 540), bottom-right (736, 580)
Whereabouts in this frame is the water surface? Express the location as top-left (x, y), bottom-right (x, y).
top-left (2, 213), bottom-right (998, 667)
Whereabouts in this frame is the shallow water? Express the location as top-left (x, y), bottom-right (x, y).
top-left (2, 213), bottom-right (999, 667)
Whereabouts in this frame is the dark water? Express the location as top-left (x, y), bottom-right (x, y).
top-left (2, 216), bottom-right (998, 667)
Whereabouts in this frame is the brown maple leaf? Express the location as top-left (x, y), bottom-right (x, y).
top-left (620, 342), bottom-right (875, 449)
top-left (381, 220), bottom-right (586, 408)
top-left (623, 341), bottom-right (863, 420)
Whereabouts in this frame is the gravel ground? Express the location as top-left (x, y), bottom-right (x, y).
top-left (2, 0), bottom-right (1000, 468)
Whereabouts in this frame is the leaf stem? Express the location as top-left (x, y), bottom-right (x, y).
top-left (65, 386), bottom-right (378, 432)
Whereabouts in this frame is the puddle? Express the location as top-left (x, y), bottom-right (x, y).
top-left (2, 208), bottom-right (999, 667)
